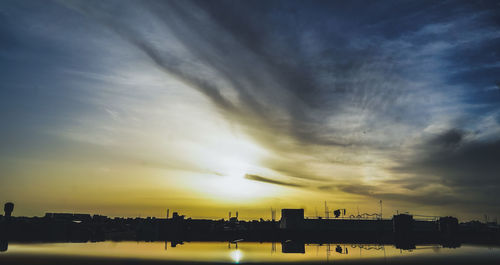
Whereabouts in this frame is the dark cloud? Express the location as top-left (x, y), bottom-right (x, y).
top-left (312, 128), bottom-right (500, 214)
top-left (244, 174), bottom-right (306, 188)
top-left (397, 130), bottom-right (500, 188)
top-left (316, 181), bottom-right (470, 211)
top-left (428, 129), bottom-right (464, 148)
top-left (337, 183), bottom-right (465, 206)
top-left (390, 129), bottom-right (500, 212)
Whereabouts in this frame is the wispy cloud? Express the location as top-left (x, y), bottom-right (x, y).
top-left (62, 0), bottom-right (500, 211)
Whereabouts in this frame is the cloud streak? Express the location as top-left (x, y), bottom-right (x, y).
top-left (244, 174), bottom-right (306, 188)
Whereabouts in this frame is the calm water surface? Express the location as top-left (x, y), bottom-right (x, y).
top-left (2, 241), bottom-right (500, 263)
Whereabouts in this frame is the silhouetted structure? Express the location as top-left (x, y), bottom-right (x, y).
top-left (1, 202), bottom-right (499, 253)
top-left (280, 209), bottom-right (304, 230)
top-left (333, 209), bottom-right (346, 218)
top-left (0, 240), bottom-right (7, 252)
top-left (1, 202), bottom-right (14, 252)
top-left (393, 214), bottom-right (415, 249)
top-left (3, 202), bottom-right (13, 218)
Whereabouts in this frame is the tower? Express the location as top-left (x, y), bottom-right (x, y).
top-left (3, 202), bottom-right (13, 218)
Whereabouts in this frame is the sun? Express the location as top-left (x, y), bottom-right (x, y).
top-left (186, 135), bottom-right (279, 202)
top-left (207, 174), bottom-right (267, 201)
top-left (200, 166), bottom-right (278, 203)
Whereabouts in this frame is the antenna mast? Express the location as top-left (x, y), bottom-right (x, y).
top-left (380, 200), bottom-right (383, 219)
top-left (324, 201), bottom-right (329, 219)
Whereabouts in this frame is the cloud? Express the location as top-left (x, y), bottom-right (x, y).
top-left (2, 0), bottom-right (500, 217)
top-left (395, 129), bottom-right (500, 189)
top-left (428, 129), bottom-right (464, 148)
top-left (244, 174), bottom-right (306, 188)
top-left (337, 183), bottom-right (466, 207)
top-left (64, 0), bottom-right (500, 195)
top-left (388, 129), bottom-right (500, 213)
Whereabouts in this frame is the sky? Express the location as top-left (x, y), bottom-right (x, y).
top-left (1, 0), bottom-right (500, 221)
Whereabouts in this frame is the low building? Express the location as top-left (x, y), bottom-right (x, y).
top-left (280, 209), bottom-right (304, 230)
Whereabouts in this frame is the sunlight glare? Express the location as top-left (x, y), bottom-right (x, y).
top-left (205, 172), bottom-right (273, 202)
top-left (230, 249), bottom-right (243, 263)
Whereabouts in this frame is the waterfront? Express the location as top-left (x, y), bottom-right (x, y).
top-left (2, 241), bottom-right (500, 264)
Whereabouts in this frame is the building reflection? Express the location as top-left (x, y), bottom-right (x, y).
top-left (0, 240), bottom-right (7, 252)
top-left (281, 240), bottom-right (305, 253)
top-left (335, 245), bottom-right (348, 254)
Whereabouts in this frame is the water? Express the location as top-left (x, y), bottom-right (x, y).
top-left (2, 241), bottom-right (500, 264)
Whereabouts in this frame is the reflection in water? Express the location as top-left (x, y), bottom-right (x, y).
top-left (0, 240), bottom-right (7, 252)
top-left (1, 241), bottom-right (500, 263)
top-left (230, 249), bottom-right (243, 263)
top-left (335, 245), bottom-right (348, 254)
top-left (282, 240), bottom-right (305, 253)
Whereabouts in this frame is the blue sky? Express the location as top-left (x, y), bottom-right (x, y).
top-left (1, 0), bottom-right (500, 219)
